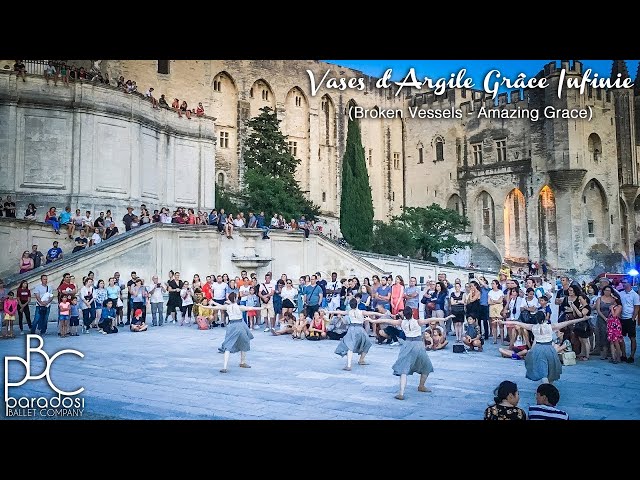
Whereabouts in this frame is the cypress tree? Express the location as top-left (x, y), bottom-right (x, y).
top-left (340, 117), bottom-right (374, 250)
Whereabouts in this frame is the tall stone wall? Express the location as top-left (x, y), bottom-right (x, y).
top-left (0, 71), bottom-right (216, 227)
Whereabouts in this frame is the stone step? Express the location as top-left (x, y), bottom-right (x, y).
top-left (470, 243), bottom-right (501, 272)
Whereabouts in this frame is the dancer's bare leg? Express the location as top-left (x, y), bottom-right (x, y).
top-left (418, 373), bottom-right (431, 392)
top-left (358, 352), bottom-right (368, 365)
top-left (395, 374), bottom-right (407, 400)
top-left (240, 351), bottom-right (251, 368)
top-left (220, 351), bottom-right (230, 373)
top-left (344, 350), bottom-right (353, 370)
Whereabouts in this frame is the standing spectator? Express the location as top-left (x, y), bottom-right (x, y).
top-left (44, 207), bottom-right (60, 234)
top-left (29, 244), bottom-right (44, 269)
top-left (148, 275), bottom-right (166, 326)
top-left (3, 195), bottom-right (16, 217)
top-left (528, 383), bottom-right (569, 420)
top-left (90, 227), bottom-right (103, 247)
top-left (79, 278), bottom-right (96, 334)
top-left (196, 102), bottom-right (205, 117)
top-left (72, 230), bottom-right (88, 253)
top-left (60, 63), bottom-right (69, 87)
top-left (131, 278), bottom-right (148, 323)
top-left (45, 240), bottom-right (62, 263)
top-left (13, 60), bottom-right (26, 82)
top-left (30, 275), bottom-right (54, 336)
top-left (146, 87), bottom-right (159, 108)
top-left (44, 61), bottom-right (58, 85)
top-left (93, 280), bottom-right (108, 328)
top-left (617, 277), bottom-right (639, 363)
top-left (403, 277), bottom-right (420, 319)
top-left (24, 203), bottom-right (37, 220)
top-left (19, 251), bottom-right (34, 274)
top-left (180, 100), bottom-right (191, 119)
top-left (390, 275), bottom-right (405, 315)
top-left (158, 94), bottom-right (169, 109)
top-left (484, 381), bottom-right (526, 420)
top-left (16, 280), bottom-right (31, 333)
top-left (122, 206), bottom-right (135, 232)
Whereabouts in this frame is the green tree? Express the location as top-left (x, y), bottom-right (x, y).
top-left (369, 221), bottom-right (416, 256)
top-left (244, 106), bottom-right (300, 182)
top-left (244, 170), bottom-right (319, 222)
top-left (242, 106), bottom-right (320, 220)
top-left (393, 204), bottom-right (470, 259)
top-left (215, 184), bottom-right (239, 213)
top-left (340, 117), bottom-right (374, 250)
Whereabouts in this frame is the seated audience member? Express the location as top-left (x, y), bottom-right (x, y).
top-left (44, 207), bottom-right (61, 234)
top-left (304, 310), bottom-right (327, 340)
top-left (45, 241), bottom-right (63, 264)
top-left (105, 222), bottom-right (119, 239)
top-left (72, 230), bottom-right (88, 253)
top-left (425, 320), bottom-right (449, 350)
top-left (24, 203), bottom-right (37, 220)
top-left (292, 312), bottom-right (309, 339)
top-left (130, 308), bottom-right (148, 332)
top-left (498, 324), bottom-right (531, 360)
top-left (13, 60), bottom-right (26, 82)
top-left (537, 295), bottom-right (552, 323)
top-left (326, 312), bottom-right (348, 340)
top-left (172, 98), bottom-right (182, 117)
top-left (528, 383), bottom-right (569, 420)
top-left (484, 380), bottom-right (527, 420)
top-left (98, 299), bottom-right (118, 334)
top-left (158, 94), bottom-right (169, 109)
top-left (90, 227), bottom-right (103, 247)
top-left (196, 102), bottom-right (205, 117)
top-left (553, 327), bottom-right (572, 354)
top-left (146, 87), bottom-right (158, 108)
top-left (463, 315), bottom-right (484, 351)
top-left (180, 100), bottom-right (191, 119)
top-left (272, 311), bottom-right (296, 336)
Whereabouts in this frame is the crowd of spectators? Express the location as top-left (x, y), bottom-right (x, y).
top-left (6, 61), bottom-right (207, 120)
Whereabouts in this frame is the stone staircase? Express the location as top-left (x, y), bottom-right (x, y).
top-left (470, 243), bottom-right (501, 273)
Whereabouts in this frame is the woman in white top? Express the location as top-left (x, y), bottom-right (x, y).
top-left (370, 306), bottom-right (435, 400)
top-left (504, 288), bottom-right (524, 345)
top-left (488, 280), bottom-right (505, 344)
top-left (326, 298), bottom-right (387, 371)
top-left (208, 292), bottom-right (262, 373)
top-left (499, 314), bottom-right (588, 384)
top-left (180, 281), bottom-right (194, 326)
top-left (280, 279), bottom-right (298, 317)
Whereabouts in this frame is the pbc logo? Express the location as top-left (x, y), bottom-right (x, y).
top-left (5, 335), bottom-right (84, 414)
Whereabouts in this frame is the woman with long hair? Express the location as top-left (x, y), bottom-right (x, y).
top-left (390, 275), bottom-right (405, 315)
top-left (484, 381), bottom-right (526, 420)
top-left (16, 280), bottom-right (31, 332)
top-left (450, 282), bottom-right (466, 342)
top-left (19, 251), bottom-right (34, 274)
top-left (94, 279), bottom-right (108, 328)
top-left (280, 278), bottom-right (297, 318)
top-left (488, 279), bottom-right (504, 344)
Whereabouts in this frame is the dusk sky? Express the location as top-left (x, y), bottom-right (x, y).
top-left (325, 60), bottom-right (639, 92)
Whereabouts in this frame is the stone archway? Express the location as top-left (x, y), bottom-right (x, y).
top-left (477, 191), bottom-right (495, 242)
top-left (447, 193), bottom-right (465, 217)
top-left (538, 185), bottom-right (558, 267)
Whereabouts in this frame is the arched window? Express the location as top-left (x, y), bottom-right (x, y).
top-left (588, 133), bottom-right (602, 163)
top-left (217, 172), bottom-right (225, 187)
top-left (433, 136), bottom-right (444, 162)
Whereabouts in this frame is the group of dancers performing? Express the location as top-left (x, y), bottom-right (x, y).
top-left (206, 295), bottom-right (589, 400)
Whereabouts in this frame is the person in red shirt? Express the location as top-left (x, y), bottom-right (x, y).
top-left (202, 276), bottom-right (214, 301)
top-left (57, 273), bottom-right (78, 301)
top-left (16, 280), bottom-right (32, 332)
top-left (196, 102), bottom-right (205, 117)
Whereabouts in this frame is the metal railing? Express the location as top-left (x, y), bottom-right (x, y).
top-left (23, 60), bottom-right (66, 76)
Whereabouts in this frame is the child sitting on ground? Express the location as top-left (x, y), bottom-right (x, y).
top-left (463, 315), bottom-right (484, 351)
top-left (130, 308), bottom-right (148, 332)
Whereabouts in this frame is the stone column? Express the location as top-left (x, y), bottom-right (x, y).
top-left (549, 169), bottom-right (587, 271)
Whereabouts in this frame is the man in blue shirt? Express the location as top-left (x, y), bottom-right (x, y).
top-left (376, 276), bottom-right (391, 311)
top-left (304, 274), bottom-right (323, 318)
top-left (315, 272), bottom-right (327, 307)
top-left (46, 241), bottom-right (63, 264)
top-left (99, 299), bottom-right (117, 334)
top-left (59, 206), bottom-right (72, 238)
top-left (256, 211), bottom-right (269, 239)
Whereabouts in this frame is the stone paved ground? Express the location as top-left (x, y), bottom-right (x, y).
top-left (2, 322), bottom-right (639, 420)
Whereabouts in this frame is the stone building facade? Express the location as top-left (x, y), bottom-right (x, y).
top-left (3, 59), bottom-right (638, 272)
